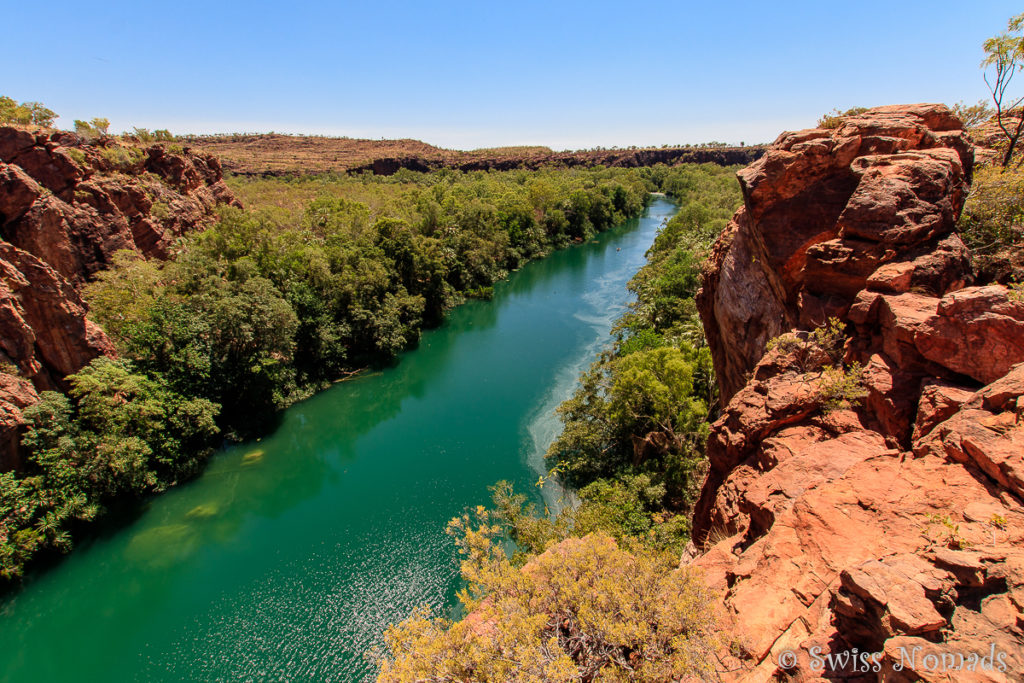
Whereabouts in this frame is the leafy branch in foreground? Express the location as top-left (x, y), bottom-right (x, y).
top-left (376, 517), bottom-right (718, 683)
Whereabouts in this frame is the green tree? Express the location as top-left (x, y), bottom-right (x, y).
top-left (983, 12), bottom-right (1024, 166)
top-left (0, 96), bottom-right (56, 127)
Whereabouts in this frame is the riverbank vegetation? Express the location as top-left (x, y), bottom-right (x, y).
top-left (2, 165), bottom-right (664, 581)
top-left (377, 163), bottom-right (743, 681)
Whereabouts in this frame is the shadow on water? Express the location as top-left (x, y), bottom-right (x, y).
top-left (0, 198), bottom-right (677, 683)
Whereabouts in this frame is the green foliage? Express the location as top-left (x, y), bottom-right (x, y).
top-left (546, 164), bottom-right (740, 511)
top-left (74, 118), bottom-right (111, 142)
top-left (548, 343), bottom-right (712, 508)
top-left (100, 144), bottom-right (145, 169)
top-left (958, 164), bottom-right (1024, 280)
top-left (376, 164), bottom-right (739, 679)
top-left (489, 474), bottom-right (693, 560)
top-left (818, 362), bottom-right (868, 413)
top-left (0, 96), bottom-right (57, 127)
top-left (153, 129), bottom-right (175, 141)
top-left (85, 168), bottom-right (654, 438)
top-left (150, 201), bottom-right (170, 220)
top-left (925, 513), bottom-right (971, 550)
top-left (766, 316), bottom-right (847, 370)
top-left (131, 127), bottom-right (154, 143)
top-left (65, 147), bottom-right (87, 166)
top-left (1, 358), bottom-right (219, 579)
top-left (623, 164), bottom-right (741, 343)
top-left (950, 99), bottom-right (995, 131)
top-left (810, 316), bottom-right (848, 360)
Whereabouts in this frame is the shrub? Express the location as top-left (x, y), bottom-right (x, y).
top-left (65, 148), bottom-right (87, 167)
top-left (958, 164), bottom-right (1024, 281)
top-left (376, 524), bottom-right (718, 682)
top-left (818, 362), bottom-right (867, 413)
top-left (74, 118), bottom-right (110, 142)
top-left (950, 99), bottom-right (995, 132)
top-left (100, 145), bottom-right (145, 169)
top-left (0, 357), bottom-right (220, 579)
top-left (132, 127), bottom-right (154, 143)
top-left (817, 106), bottom-right (869, 129)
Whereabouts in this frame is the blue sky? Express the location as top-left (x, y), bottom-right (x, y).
top-left (3, 1), bottom-right (1021, 149)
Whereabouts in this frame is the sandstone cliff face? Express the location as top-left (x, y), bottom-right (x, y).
top-left (0, 127), bottom-right (240, 470)
top-left (688, 105), bottom-right (1024, 680)
top-left (0, 126), bottom-right (239, 284)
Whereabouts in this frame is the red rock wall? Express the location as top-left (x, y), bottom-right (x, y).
top-left (0, 126), bottom-right (240, 470)
top-left (688, 105), bottom-right (1024, 679)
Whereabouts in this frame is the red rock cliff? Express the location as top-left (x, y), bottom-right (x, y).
top-left (688, 104), bottom-right (1024, 680)
top-left (0, 127), bottom-right (240, 470)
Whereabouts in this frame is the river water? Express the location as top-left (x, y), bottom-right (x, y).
top-left (0, 197), bottom-right (676, 682)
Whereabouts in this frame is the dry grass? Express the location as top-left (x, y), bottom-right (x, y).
top-left (186, 133), bottom-right (762, 176)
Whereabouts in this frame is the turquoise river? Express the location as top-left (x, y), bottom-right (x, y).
top-left (0, 197), bottom-right (677, 682)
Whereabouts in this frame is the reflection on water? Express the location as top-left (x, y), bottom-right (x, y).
top-left (0, 198), bottom-right (677, 683)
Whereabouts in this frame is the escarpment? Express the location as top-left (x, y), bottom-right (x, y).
top-left (0, 126), bottom-right (239, 470)
top-left (688, 104), bottom-right (1024, 679)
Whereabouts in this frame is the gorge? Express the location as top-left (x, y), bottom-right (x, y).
top-left (0, 195), bottom-right (677, 682)
top-left (2, 101), bottom-right (1024, 682)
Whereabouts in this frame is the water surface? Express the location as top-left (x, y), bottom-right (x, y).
top-left (0, 198), bottom-right (676, 682)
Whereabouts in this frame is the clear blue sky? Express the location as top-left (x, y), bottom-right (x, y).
top-left (3, 1), bottom-right (1020, 150)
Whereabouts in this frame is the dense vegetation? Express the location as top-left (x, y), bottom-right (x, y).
top-left (377, 164), bottom-right (743, 681)
top-left (2, 166), bottom-right (658, 581)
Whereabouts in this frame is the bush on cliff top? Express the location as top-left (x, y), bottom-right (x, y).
top-left (0, 95), bottom-right (56, 128)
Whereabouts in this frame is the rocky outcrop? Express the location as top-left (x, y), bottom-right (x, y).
top-left (687, 105), bottom-right (1024, 680)
top-left (0, 126), bottom-right (239, 285)
top-left (0, 127), bottom-right (239, 471)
